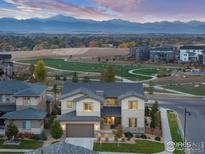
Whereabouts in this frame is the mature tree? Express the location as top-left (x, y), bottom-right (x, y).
top-left (72, 72), bottom-right (79, 83)
top-left (101, 65), bottom-right (115, 82)
top-left (51, 120), bottom-right (63, 139)
top-left (5, 123), bottom-right (18, 140)
top-left (150, 101), bottom-right (159, 128)
top-left (113, 125), bottom-right (123, 140)
top-left (34, 60), bottom-right (47, 82)
top-left (147, 81), bottom-right (154, 95)
top-left (52, 84), bottom-right (58, 105)
top-left (82, 76), bottom-right (90, 82)
top-left (145, 106), bottom-right (150, 116)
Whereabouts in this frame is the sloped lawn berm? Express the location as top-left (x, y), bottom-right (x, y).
top-left (93, 139), bottom-right (164, 153)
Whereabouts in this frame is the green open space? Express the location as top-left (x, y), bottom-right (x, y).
top-left (164, 84), bottom-right (205, 96)
top-left (19, 59), bottom-right (169, 81)
top-left (167, 111), bottom-right (185, 154)
top-left (93, 140), bottom-right (164, 153)
top-left (0, 139), bottom-right (43, 149)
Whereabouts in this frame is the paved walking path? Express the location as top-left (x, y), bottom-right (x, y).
top-left (160, 108), bottom-right (173, 154)
top-left (0, 149), bottom-right (32, 152)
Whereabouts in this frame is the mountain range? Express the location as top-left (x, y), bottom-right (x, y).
top-left (0, 15), bottom-right (205, 34)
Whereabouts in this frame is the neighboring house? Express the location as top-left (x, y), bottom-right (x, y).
top-left (129, 46), bottom-right (150, 61)
top-left (149, 47), bottom-right (176, 62)
top-left (0, 54), bottom-right (13, 80)
top-left (26, 141), bottom-right (99, 154)
top-left (58, 83), bottom-right (147, 138)
top-left (0, 80), bottom-right (51, 135)
top-left (180, 46), bottom-right (205, 64)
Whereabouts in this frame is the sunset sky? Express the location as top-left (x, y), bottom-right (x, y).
top-left (0, 0), bottom-right (205, 22)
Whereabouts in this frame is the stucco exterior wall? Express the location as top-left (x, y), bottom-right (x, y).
top-left (121, 96), bottom-right (145, 133)
top-left (61, 94), bottom-right (84, 114)
top-left (15, 93), bottom-right (48, 112)
top-left (5, 119), bottom-right (44, 134)
top-left (76, 98), bottom-right (101, 117)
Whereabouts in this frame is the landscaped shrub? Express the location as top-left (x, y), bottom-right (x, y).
top-left (51, 120), bottom-right (63, 139)
top-left (121, 137), bottom-right (126, 142)
top-left (135, 133), bottom-right (141, 138)
top-left (105, 137), bottom-right (109, 142)
top-left (155, 136), bottom-right (161, 141)
top-left (17, 132), bottom-right (34, 139)
top-left (5, 123), bottom-right (18, 140)
top-left (124, 132), bottom-right (133, 140)
top-left (32, 130), bottom-right (47, 140)
top-left (140, 134), bottom-right (147, 139)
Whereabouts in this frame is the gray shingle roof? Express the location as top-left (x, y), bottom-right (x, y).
top-left (62, 82), bottom-right (145, 98)
top-left (118, 91), bottom-right (148, 101)
top-left (0, 104), bottom-right (16, 112)
top-left (1, 108), bottom-right (47, 120)
top-left (101, 107), bottom-right (121, 117)
top-left (0, 80), bottom-right (48, 96)
top-left (57, 111), bottom-right (101, 122)
top-left (26, 141), bottom-right (99, 154)
top-left (0, 54), bottom-right (11, 59)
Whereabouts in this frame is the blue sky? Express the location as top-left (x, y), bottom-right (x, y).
top-left (0, 0), bottom-right (205, 22)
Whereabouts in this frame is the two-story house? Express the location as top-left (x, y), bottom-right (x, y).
top-left (0, 80), bottom-right (51, 135)
top-left (180, 46), bottom-right (205, 64)
top-left (57, 83), bottom-right (147, 138)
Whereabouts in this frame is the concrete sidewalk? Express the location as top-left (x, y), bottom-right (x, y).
top-left (160, 108), bottom-right (173, 154)
top-left (0, 149), bottom-right (32, 152)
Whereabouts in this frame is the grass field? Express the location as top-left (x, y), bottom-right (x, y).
top-left (167, 111), bottom-right (185, 154)
top-left (93, 140), bottom-right (164, 153)
top-left (19, 59), bottom-right (168, 81)
top-left (0, 139), bottom-right (43, 149)
top-left (165, 83), bottom-right (205, 96)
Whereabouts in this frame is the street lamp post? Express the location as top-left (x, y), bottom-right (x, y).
top-left (121, 65), bottom-right (123, 83)
top-left (184, 108), bottom-right (191, 145)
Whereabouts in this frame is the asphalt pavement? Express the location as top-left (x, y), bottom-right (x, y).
top-left (153, 98), bottom-right (205, 154)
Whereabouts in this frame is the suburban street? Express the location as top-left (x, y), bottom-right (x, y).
top-left (153, 98), bottom-right (205, 154)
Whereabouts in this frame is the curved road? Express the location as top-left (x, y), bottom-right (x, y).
top-left (153, 98), bottom-right (205, 154)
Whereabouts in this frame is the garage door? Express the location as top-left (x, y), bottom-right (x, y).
top-left (66, 124), bottom-right (94, 137)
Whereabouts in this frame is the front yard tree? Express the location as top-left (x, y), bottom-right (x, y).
top-left (113, 125), bottom-right (123, 141)
top-left (150, 101), bottom-right (159, 128)
top-left (147, 81), bottom-right (154, 94)
top-left (82, 76), bottom-right (90, 82)
top-left (101, 65), bottom-right (115, 82)
top-left (5, 123), bottom-right (18, 140)
top-left (51, 120), bottom-right (63, 139)
top-left (72, 72), bottom-right (79, 83)
top-left (34, 60), bottom-right (47, 82)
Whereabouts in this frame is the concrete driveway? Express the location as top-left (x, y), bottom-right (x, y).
top-left (65, 138), bottom-right (95, 150)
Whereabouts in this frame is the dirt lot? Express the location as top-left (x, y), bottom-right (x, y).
top-left (2, 48), bottom-right (129, 60)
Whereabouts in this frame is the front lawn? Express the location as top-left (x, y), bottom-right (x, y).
top-left (93, 140), bottom-right (164, 153)
top-left (0, 139), bottom-right (43, 149)
top-left (164, 84), bottom-right (205, 96)
top-left (167, 111), bottom-right (185, 154)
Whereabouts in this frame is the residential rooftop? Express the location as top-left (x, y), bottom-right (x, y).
top-left (1, 108), bottom-right (47, 120)
top-left (62, 82), bottom-right (145, 98)
top-left (0, 80), bottom-right (48, 96)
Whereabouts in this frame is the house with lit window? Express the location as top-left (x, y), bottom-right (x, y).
top-left (180, 46), bottom-right (205, 64)
top-left (58, 83), bottom-right (147, 138)
top-left (0, 80), bottom-right (51, 135)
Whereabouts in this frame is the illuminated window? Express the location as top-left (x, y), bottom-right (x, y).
top-left (67, 101), bottom-right (73, 108)
top-left (84, 103), bottom-right (93, 112)
top-left (128, 101), bottom-right (138, 109)
top-left (106, 98), bottom-right (118, 105)
top-left (129, 118), bottom-right (137, 128)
